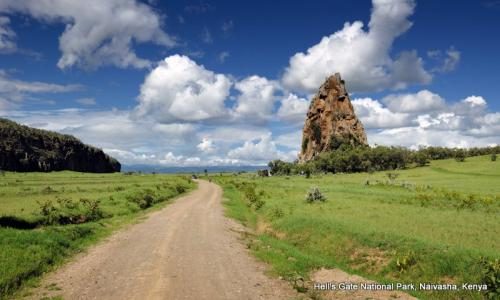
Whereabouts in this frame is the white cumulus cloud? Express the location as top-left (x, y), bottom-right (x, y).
top-left (227, 133), bottom-right (297, 164)
top-left (462, 95), bottom-right (486, 107)
top-left (357, 91), bottom-right (499, 149)
top-left (160, 152), bottom-right (201, 166)
top-left (232, 75), bottom-right (278, 123)
top-left (277, 93), bottom-right (309, 124)
top-left (197, 137), bottom-right (216, 153)
top-left (282, 0), bottom-right (432, 93)
top-left (382, 90), bottom-right (445, 113)
top-left (0, 0), bottom-right (175, 69)
top-left (228, 134), bottom-right (278, 161)
top-left (134, 55), bottom-right (232, 123)
top-left (352, 97), bottom-right (412, 129)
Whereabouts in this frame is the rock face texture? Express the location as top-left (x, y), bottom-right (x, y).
top-left (299, 73), bottom-right (368, 162)
top-left (0, 118), bottom-right (121, 172)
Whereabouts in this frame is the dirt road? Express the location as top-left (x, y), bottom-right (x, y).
top-left (30, 180), bottom-right (296, 300)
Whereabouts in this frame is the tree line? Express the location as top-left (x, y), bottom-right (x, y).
top-left (268, 145), bottom-right (500, 176)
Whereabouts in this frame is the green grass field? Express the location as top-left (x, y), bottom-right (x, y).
top-left (0, 171), bottom-right (194, 299)
top-left (214, 155), bottom-right (500, 299)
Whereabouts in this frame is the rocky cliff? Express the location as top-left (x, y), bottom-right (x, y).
top-left (299, 73), bottom-right (368, 162)
top-left (0, 118), bottom-right (121, 173)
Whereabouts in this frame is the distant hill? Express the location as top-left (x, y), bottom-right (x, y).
top-left (122, 164), bottom-right (266, 174)
top-left (0, 118), bottom-right (120, 173)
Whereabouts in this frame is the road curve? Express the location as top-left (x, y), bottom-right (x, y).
top-left (30, 180), bottom-right (296, 300)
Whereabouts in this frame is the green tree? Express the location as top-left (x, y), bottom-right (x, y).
top-left (455, 149), bottom-right (466, 162)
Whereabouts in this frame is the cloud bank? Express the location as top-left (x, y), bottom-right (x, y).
top-left (0, 0), bottom-right (174, 69)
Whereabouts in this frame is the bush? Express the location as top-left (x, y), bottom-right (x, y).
top-left (386, 172), bottom-right (399, 183)
top-left (395, 251), bottom-right (417, 273)
top-left (243, 185), bottom-right (258, 204)
top-left (492, 153), bottom-right (497, 162)
top-left (175, 184), bottom-right (186, 194)
top-left (37, 199), bottom-right (58, 225)
top-left (479, 257), bottom-right (500, 299)
top-left (41, 186), bottom-right (56, 194)
top-left (238, 184), bottom-right (266, 210)
top-left (254, 199), bottom-right (266, 210)
top-left (455, 149), bottom-right (466, 162)
top-left (270, 207), bottom-right (285, 219)
top-left (36, 197), bottom-right (104, 225)
top-left (127, 190), bottom-right (156, 209)
top-left (268, 160), bottom-right (292, 176)
top-left (79, 198), bottom-right (104, 221)
top-left (306, 187), bottom-right (326, 203)
top-left (413, 152), bottom-right (429, 167)
top-left (304, 168), bottom-right (311, 179)
top-left (456, 194), bottom-right (478, 210)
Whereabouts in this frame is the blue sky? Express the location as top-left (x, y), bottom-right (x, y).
top-left (0, 0), bottom-right (499, 166)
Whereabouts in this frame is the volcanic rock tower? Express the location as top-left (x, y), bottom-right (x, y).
top-left (298, 73), bottom-right (368, 162)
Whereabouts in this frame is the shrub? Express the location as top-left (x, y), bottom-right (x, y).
top-left (36, 199), bottom-right (58, 225)
top-left (479, 257), bottom-right (500, 299)
top-left (239, 184), bottom-right (266, 210)
top-left (416, 193), bottom-right (432, 207)
top-left (268, 160), bottom-right (292, 176)
top-left (270, 207), bottom-right (285, 219)
top-left (41, 186), bottom-right (56, 194)
top-left (79, 198), bottom-right (104, 221)
top-left (395, 251), bottom-right (417, 273)
top-left (456, 194), bottom-right (478, 210)
top-left (243, 185), bottom-right (258, 204)
top-left (455, 149), bottom-right (466, 162)
top-left (254, 199), bottom-right (266, 210)
top-left (304, 168), bottom-right (311, 179)
top-left (413, 152), bottom-right (429, 167)
top-left (175, 184), bottom-right (186, 194)
top-left (36, 197), bottom-right (104, 225)
top-left (492, 153), bottom-right (497, 162)
top-left (306, 187), bottom-right (326, 203)
top-left (386, 172), bottom-right (399, 184)
top-left (127, 190), bottom-right (156, 209)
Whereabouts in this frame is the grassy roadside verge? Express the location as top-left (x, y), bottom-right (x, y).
top-left (0, 171), bottom-right (195, 299)
top-left (213, 156), bottom-right (499, 300)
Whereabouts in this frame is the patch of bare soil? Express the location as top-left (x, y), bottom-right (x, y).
top-left (349, 247), bottom-right (390, 273)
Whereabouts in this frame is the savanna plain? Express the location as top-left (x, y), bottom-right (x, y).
top-left (0, 155), bottom-right (498, 299)
top-left (214, 155), bottom-right (499, 299)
